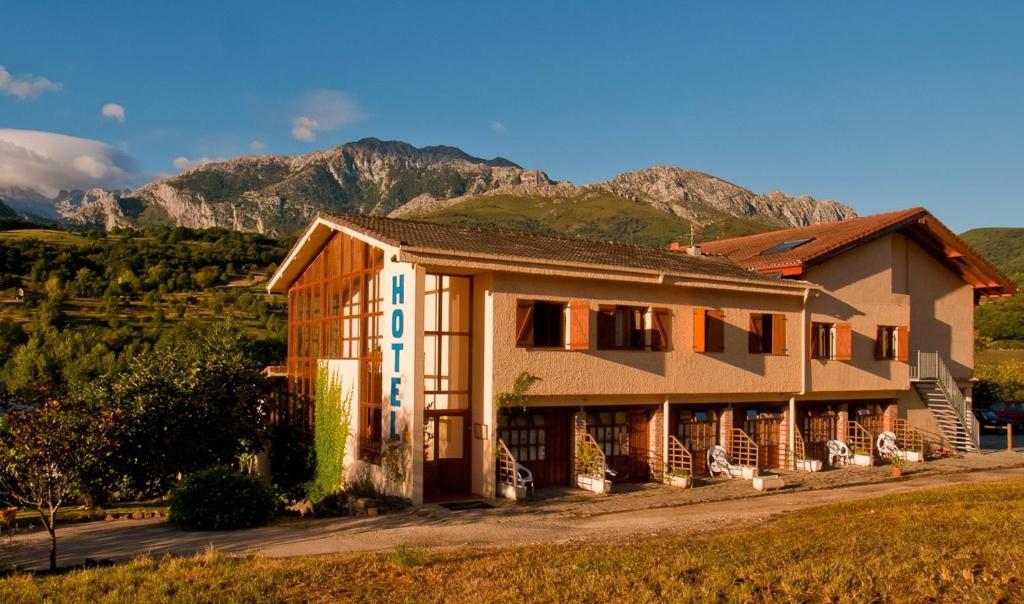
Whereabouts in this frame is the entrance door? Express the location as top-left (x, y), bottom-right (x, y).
top-left (627, 410), bottom-right (651, 481)
top-left (737, 409), bottom-right (783, 469)
top-left (676, 409), bottom-right (719, 476)
top-left (587, 409), bottom-right (651, 482)
top-left (498, 408), bottom-right (572, 488)
top-left (803, 411), bottom-right (837, 461)
top-left (423, 411), bottom-right (471, 501)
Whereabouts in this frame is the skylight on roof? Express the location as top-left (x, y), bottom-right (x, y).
top-left (760, 237), bottom-right (815, 255)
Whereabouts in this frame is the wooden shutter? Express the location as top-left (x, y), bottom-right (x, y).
top-left (651, 308), bottom-right (670, 351)
top-left (896, 325), bottom-right (909, 361)
top-left (707, 310), bottom-right (726, 352)
top-left (597, 306), bottom-right (616, 350)
top-left (568, 300), bottom-right (590, 351)
top-left (834, 322), bottom-right (852, 361)
top-left (692, 308), bottom-right (706, 352)
top-left (771, 314), bottom-right (787, 355)
top-left (749, 314), bottom-right (763, 353)
top-left (515, 300), bottom-right (534, 347)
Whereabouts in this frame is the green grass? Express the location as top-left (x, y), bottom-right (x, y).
top-left (3, 478), bottom-right (1023, 602)
top-left (416, 192), bottom-right (773, 248)
top-left (977, 348), bottom-right (1024, 364)
top-left (0, 229), bottom-right (92, 246)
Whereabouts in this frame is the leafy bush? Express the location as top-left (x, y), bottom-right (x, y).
top-left (169, 467), bottom-right (274, 530)
top-left (975, 359), bottom-right (1024, 403)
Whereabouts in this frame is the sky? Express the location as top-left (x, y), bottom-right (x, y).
top-left (1, 1), bottom-right (1022, 231)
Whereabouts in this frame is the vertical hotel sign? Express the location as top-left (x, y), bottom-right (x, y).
top-left (388, 273), bottom-right (404, 440)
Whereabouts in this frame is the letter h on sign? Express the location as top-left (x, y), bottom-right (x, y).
top-left (389, 274), bottom-right (405, 440)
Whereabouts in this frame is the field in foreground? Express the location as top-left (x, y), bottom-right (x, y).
top-left (3, 478), bottom-right (1023, 603)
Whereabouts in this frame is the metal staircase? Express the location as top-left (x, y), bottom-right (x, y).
top-left (910, 351), bottom-right (979, 453)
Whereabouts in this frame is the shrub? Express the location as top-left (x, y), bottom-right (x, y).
top-left (169, 467), bottom-right (274, 530)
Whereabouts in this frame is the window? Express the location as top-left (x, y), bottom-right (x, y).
top-left (499, 413), bottom-right (546, 462)
top-left (749, 313), bottom-right (787, 354)
top-left (516, 299), bottom-right (590, 350)
top-left (875, 325), bottom-right (908, 361)
top-left (693, 308), bottom-right (725, 352)
top-left (760, 237), bottom-right (815, 255)
top-left (596, 306), bottom-right (671, 351)
top-left (810, 321), bottom-right (851, 361)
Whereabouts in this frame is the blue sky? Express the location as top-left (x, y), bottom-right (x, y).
top-left (2, 1), bottom-right (1022, 231)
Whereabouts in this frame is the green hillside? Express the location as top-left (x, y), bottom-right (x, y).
top-left (416, 192), bottom-right (773, 248)
top-left (961, 227), bottom-right (1024, 282)
top-left (960, 227), bottom-right (1024, 350)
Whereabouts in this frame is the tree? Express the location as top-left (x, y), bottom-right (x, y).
top-left (0, 399), bottom-right (117, 570)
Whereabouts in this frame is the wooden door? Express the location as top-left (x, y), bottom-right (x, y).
top-left (499, 409), bottom-right (572, 488)
top-left (676, 410), bottom-right (719, 475)
top-left (739, 409), bottom-right (783, 469)
top-left (628, 410), bottom-right (651, 481)
top-left (587, 410), bottom-right (630, 479)
top-left (423, 411), bottom-right (471, 501)
top-left (803, 412), bottom-right (837, 461)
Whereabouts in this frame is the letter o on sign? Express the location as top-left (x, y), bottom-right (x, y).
top-left (391, 308), bottom-right (404, 338)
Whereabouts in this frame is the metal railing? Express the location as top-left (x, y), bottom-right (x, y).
top-left (575, 433), bottom-right (607, 480)
top-left (729, 428), bottom-right (759, 469)
top-left (496, 438), bottom-right (520, 488)
top-left (667, 436), bottom-right (693, 485)
top-left (911, 351), bottom-right (978, 450)
top-left (848, 420), bottom-right (874, 456)
top-left (785, 430), bottom-right (810, 469)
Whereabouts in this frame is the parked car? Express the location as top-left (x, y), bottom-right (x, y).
top-left (974, 408), bottom-right (1022, 433)
top-left (984, 401), bottom-right (1024, 424)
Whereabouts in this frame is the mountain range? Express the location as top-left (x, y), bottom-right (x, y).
top-left (0, 138), bottom-right (856, 246)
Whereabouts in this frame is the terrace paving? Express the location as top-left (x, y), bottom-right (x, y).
top-left (4, 451), bottom-right (1023, 570)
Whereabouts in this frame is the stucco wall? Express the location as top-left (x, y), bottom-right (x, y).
top-left (805, 235), bottom-right (911, 393)
top-left (490, 272), bottom-right (806, 399)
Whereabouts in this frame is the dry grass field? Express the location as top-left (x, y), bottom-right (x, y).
top-left (2, 478), bottom-right (1022, 603)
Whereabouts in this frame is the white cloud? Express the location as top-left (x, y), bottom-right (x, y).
top-left (290, 90), bottom-right (363, 142)
top-left (0, 129), bottom-right (141, 196)
top-left (101, 102), bottom-right (126, 123)
top-left (249, 140), bottom-right (266, 152)
top-left (0, 65), bottom-right (62, 100)
top-left (172, 156), bottom-right (223, 171)
top-left (490, 121), bottom-right (506, 133)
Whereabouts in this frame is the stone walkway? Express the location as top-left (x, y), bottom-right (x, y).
top-left (4, 451), bottom-right (1022, 570)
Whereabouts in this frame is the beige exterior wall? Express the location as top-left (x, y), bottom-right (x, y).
top-left (490, 272), bottom-right (807, 400)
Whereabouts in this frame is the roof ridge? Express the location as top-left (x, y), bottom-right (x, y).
top-left (324, 211), bottom-right (702, 256)
top-left (699, 207), bottom-right (926, 248)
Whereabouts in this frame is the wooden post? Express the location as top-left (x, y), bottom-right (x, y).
top-left (1009, 424), bottom-right (1014, 452)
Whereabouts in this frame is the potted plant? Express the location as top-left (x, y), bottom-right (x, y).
top-left (664, 467), bottom-right (691, 488)
top-left (889, 453), bottom-right (906, 477)
top-left (798, 458), bottom-right (823, 472)
top-left (851, 447), bottom-right (875, 467)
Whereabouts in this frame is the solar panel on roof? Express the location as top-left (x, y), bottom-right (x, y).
top-left (760, 237), bottom-right (815, 255)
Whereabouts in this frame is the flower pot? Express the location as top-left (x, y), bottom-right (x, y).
top-left (576, 475), bottom-right (612, 494)
top-left (798, 459), bottom-right (823, 472)
top-left (891, 466), bottom-right (903, 478)
top-left (497, 482), bottom-right (528, 501)
top-left (852, 454), bottom-right (875, 467)
top-left (903, 451), bottom-right (923, 463)
top-left (665, 474), bottom-right (691, 488)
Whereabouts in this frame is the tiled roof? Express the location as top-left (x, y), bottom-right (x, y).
top-left (698, 207), bottom-right (1016, 297)
top-left (320, 213), bottom-right (802, 287)
top-left (699, 208), bottom-right (927, 271)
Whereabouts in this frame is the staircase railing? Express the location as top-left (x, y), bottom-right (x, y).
top-left (575, 433), bottom-right (607, 480)
top-left (667, 436), bottom-right (693, 485)
top-left (912, 351), bottom-right (979, 451)
top-left (893, 419), bottom-right (924, 455)
top-left (496, 438), bottom-right (520, 488)
top-left (785, 430), bottom-right (809, 469)
top-left (848, 421), bottom-right (875, 456)
top-left (729, 428), bottom-right (759, 469)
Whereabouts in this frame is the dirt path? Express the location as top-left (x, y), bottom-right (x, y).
top-left (7, 463), bottom-right (1024, 570)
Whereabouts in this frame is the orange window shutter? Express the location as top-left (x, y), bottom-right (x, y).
top-left (515, 300), bottom-right (534, 347)
top-left (568, 300), bottom-right (590, 351)
top-left (772, 314), bottom-right (787, 355)
top-left (708, 310), bottom-right (726, 352)
top-left (896, 325), bottom-right (909, 361)
top-left (835, 322), bottom-right (853, 361)
top-left (652, 308), bottom-right (670, 351)
top-left (749, 314), bottom-right (763, 353)
top-left (692, 308), bottom-right (706, 352)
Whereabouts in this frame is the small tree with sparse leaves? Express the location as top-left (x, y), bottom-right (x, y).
top-left (0, 399), bottom-right (118, 570)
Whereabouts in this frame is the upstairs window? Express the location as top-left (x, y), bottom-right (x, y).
top-left (693, 308), bottom-right (725, 352)
top-left (516, 299), bottom-right (590, 349)
top-left (596, 306), bottom-right (671, 351)
top-left (876, 325), bottom-right (908, 361)
top-left (749, 313), bottom-right (787, 355)
top-left (810, 321), bottom-right (852, 360)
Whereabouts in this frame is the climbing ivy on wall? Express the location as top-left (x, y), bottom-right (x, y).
top-left (310, 365), bottom-right (353, 501)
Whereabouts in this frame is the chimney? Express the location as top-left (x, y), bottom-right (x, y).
top-left (687, 245), bottom-right (703, 257)
top-left (668, 242), bottom-right (684, 251)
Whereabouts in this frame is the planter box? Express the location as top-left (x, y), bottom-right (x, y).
top-left (852, 454), bottom-right (875, 467)
top-left (729, 465), bottom-right (759, 479)
top-left (903, 451), bottom-right (923, 463)
top-left (752, 475), bottom-right (784, 492)
top-left (798, 459), bottom-right (823, 472)
top-left (497, 482), bottom-right (528, 501)
top-left (576, 475), bottom-right (612, 494)
top-left (664, 474), bottom-right (692, 489)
